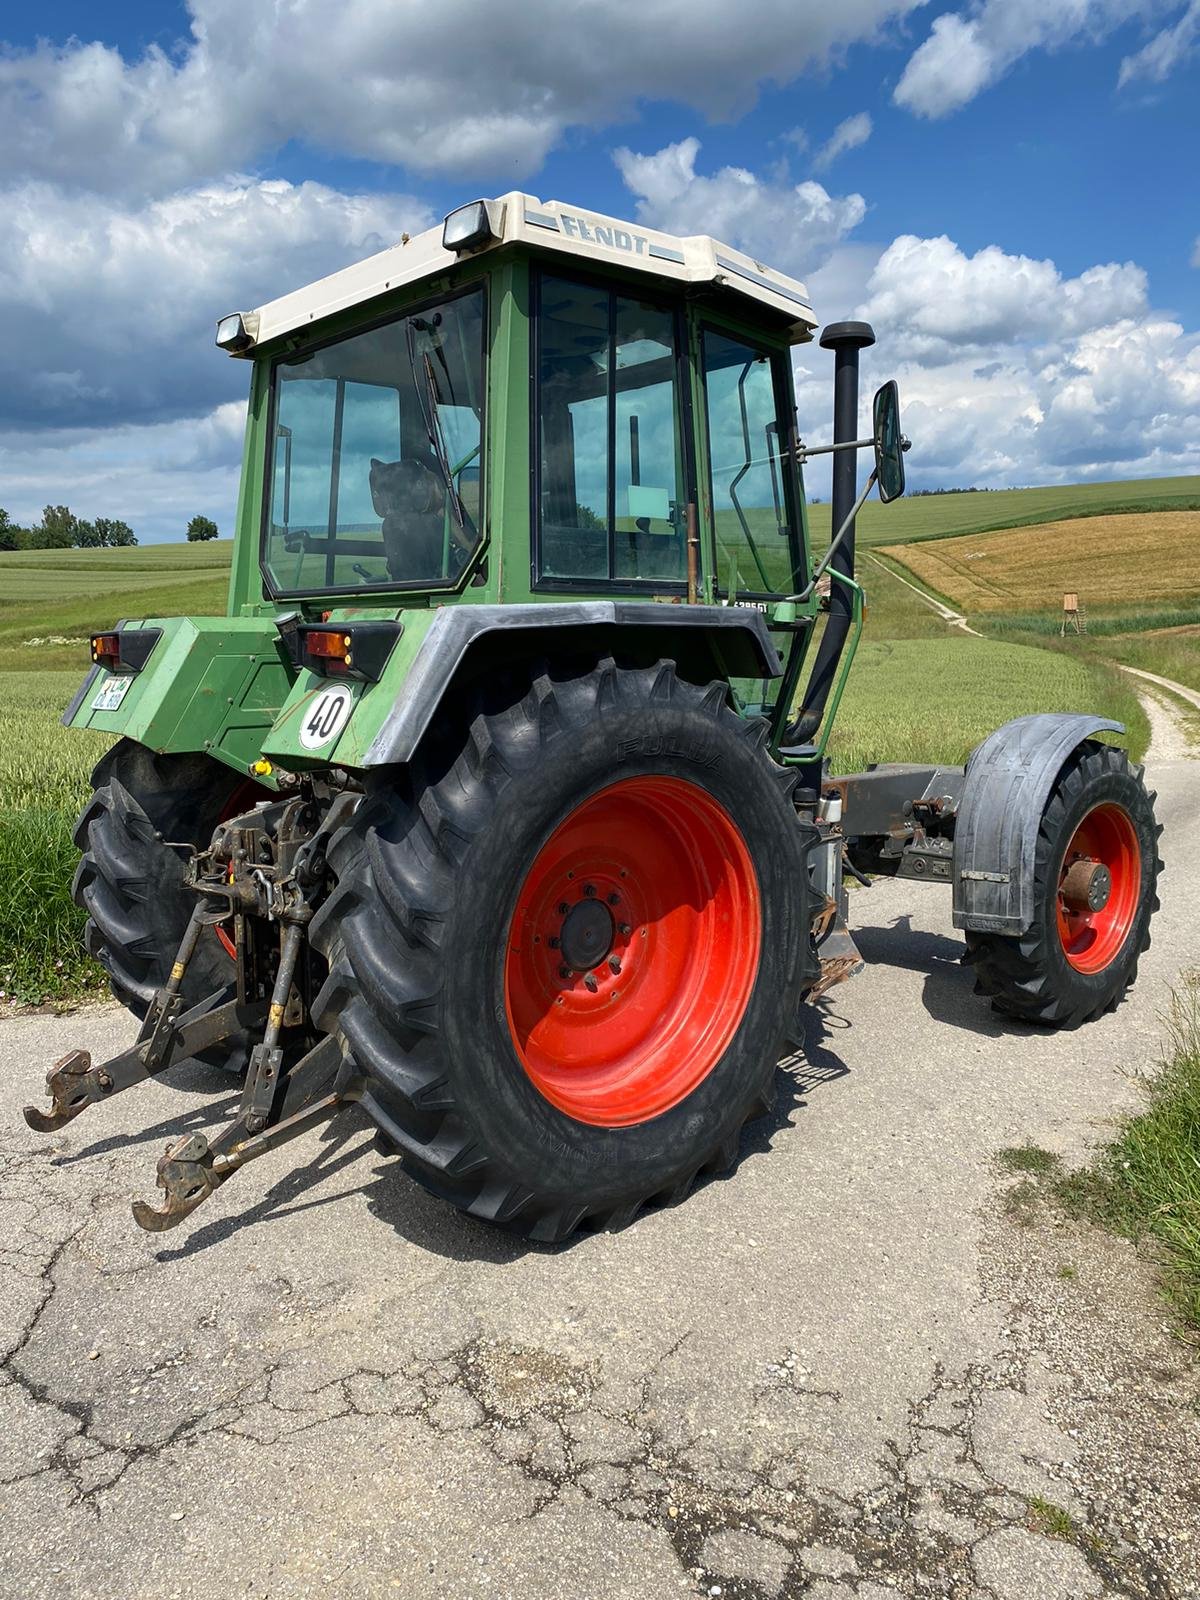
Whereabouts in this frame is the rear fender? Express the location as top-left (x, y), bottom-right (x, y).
top-left (262, 602), bottom-right (783, 771)
top-left (952, 713), bottom-right (1123, 935)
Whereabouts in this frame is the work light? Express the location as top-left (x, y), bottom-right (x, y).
top-left (215, 312), bottom-right (258, 353)
top-left (442, 200), bottom-right (499, 254)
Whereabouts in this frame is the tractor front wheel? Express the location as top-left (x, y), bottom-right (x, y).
top-left (309, 659), bottom-right (814, 1241)
top-left (964, 740), bottom-right (1162, 1027)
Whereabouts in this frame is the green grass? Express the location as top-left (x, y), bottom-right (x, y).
top-left (815, 474), bottom-right (1200, 549)
top-left (826, 636), bottom-right (1148, 773)
top-left (1027, 1497), bottom-right (1077, 1540)
top-left (0, 672), bottom-right (114, 1005)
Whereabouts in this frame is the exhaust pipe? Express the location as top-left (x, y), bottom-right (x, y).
top-left (787, 320), bottom-right (875, 745)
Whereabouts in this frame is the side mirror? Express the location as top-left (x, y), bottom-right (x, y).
top-left (873, 380), bottom-right (908, 503)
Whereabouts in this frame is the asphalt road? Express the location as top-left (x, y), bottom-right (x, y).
top-left (2, 731), bottom-right (1198, 1600)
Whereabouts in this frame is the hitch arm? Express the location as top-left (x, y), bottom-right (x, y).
top-left (131, 1037), bottom-right (355, 1231)
top-left (23, 992), bottom-right (267, 1133)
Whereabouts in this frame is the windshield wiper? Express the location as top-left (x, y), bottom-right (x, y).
top-left (406, 316), bottom-right (468, 531)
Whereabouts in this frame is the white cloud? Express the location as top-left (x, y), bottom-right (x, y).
top-left (845, 233), bottom-right (1199, 487)
top-left (1119, 0), bottom-right (1200, 83)
top-left (0, 178), bottom-right (431, 430)
top-left (0, 0), bottom-right (927, 193)
top-left (814, 112), bottom-right (873, 170)
top-left (857, 234), bottom-right (1148, 360)
top-left (895, 0), bottom-right (1166, 118)
top-left (614, 138), bottom-right (866, 271)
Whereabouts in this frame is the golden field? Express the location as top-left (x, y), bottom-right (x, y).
top-left (880, 511), bottom-right (1200, 615)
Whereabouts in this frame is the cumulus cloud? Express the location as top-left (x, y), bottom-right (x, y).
top-left (814, 112), bottom-right (873, 170)
top-left (1119, 0), bottom-right (1200, 83)
top-left (848, 233), bottom-right (1199, 486)
top-left (857, 234), bottom-right (1149, 360)
top-left (614, 137), bottom-right (866, 272)
top-left (0, 0), bottom-right (926, 192)
top-left (0, 178), bottom-right (431, 430)
top-left (895, 0), bottom-right (1167, 118)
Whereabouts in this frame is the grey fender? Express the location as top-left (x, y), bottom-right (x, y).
top-left (363, 601), bottom-right (783, 767)
top-left (952, 713), bottom-right (1124, 935)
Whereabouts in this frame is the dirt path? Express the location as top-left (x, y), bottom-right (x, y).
top-left (864, 551), bottom-right (983, 635)
top-left (1132, 677), bottom-right (1199, 762)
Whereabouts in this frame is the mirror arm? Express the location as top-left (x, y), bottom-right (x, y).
top-left (786, 467), bottom-right (878, 604)
top-left (794, 436), bottom-right (873, 462)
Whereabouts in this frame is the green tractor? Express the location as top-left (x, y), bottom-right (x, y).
top-left (27, 195), bottom-right (1162, 1239)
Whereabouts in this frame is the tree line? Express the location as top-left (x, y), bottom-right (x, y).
top-left (0, 505), bottom-right (137, 550)
top-left (0, 508), bottom-right (220, 551)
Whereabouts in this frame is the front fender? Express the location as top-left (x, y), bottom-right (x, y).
top-left (952, 713), bottom-right (1124, 935)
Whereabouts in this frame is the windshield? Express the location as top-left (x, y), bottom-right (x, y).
top-left (263, 286), bottom-right (485, 594)
top-left (702, 328), bottom-right (804, 597)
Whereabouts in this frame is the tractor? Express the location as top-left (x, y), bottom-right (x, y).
top-left (26, 195), bottom-right (1162, 1239)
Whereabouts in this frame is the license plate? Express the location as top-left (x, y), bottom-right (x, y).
top-left (91, 676), bottom-right (133, 712)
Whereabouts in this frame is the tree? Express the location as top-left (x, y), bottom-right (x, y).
top-left (39, 504), bottom-right (78, 549)
top-left (99, 519), bottom-right (137, 547)
top-left (187, 514), bottom-right (219, 542)
top-left (75, 519), bottom-right (103, 548)
top-left (0, 509), bottom-right (15, 552)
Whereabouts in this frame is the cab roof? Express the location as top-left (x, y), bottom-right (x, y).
top-left (234, 192), bottom-right (819, 354)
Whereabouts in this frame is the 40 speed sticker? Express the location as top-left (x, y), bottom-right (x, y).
top-left (299, 683), bottom-right (355, 750)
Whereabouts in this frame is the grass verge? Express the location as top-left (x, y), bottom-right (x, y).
top-left (997, 984), bottom-right (1200, 1334)
top-left (0, 671), bottom-right (113, 1006)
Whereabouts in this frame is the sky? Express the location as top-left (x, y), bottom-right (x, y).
top-left (0, 0), bottom-right (1197, 542)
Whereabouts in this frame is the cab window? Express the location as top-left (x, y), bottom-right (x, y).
top-left (263, 286), bottom-right (485, 594)
top-left (702, 329), bottom-right (804, 597)
top-left (535, 272), bottom-right (688, 586)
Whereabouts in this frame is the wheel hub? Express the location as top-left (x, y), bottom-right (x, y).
top-left (558, 895), bottom-right (615, 972)
top-left (1060, 858), bottom-right (1112, 913)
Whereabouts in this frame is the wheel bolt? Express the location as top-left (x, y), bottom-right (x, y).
top-left (558, 965), bottom-right (572, 980)
top-left (607, 892), bottom-right (620, 906)
top-left (608, 957), bottom-right (621, 974)
top-left (584, 975), bottom-right (598, 993)
top-left (618, 923), bottom-right (631, 936)
top-left (584, 883), bottom-right (596, 897)
top-left (558, 902), bottom-right (570, 916)
top-left (548, 936), bottom-right (560, 949)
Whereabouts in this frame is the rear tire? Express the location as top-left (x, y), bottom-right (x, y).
top-left (72, 739), bottom-right (262, 1072)
top-left (309, 658), bottom-right (815, 1241)
top-left (964, 740), bottom-right (1162, 1027)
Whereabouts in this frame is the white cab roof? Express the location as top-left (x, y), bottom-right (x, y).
top-left (243, 192), bottom-right (818, 351)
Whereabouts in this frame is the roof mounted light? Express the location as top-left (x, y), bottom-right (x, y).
top-left (215, 311), bottom-right (259, 355)
top-left (442, 199), bottom-right (500, 255)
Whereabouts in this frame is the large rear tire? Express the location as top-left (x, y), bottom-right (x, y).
top-left (309, 658), bottom-right (815, 1241)
top-left (964, 740), bottom-right (1162, 1027)
top-left (72, 739), bottom-right (263, 1071)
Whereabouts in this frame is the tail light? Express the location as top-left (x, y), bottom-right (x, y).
top-left (296, 621), bottom-right (401, 683)
top-left (90, 627), bottom-right (161, 675)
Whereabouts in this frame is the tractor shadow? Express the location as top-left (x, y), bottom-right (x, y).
top-left (148, 1017), bottom-right (857, 1268)
top-left (852, 913), bottom-right (1043, 1040)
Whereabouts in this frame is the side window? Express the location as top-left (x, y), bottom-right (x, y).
top-left (702, 330), bottom-right (802, 597)
top-left (536, 273), bottom-right (687, 585)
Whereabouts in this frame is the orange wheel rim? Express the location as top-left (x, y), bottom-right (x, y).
top-left (1055, 802), bottom-right (1141, 974)
top-left (504, 776), bottom-right (761, 1127)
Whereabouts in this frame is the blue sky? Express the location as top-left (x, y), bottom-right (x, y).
top-left (0, 0), bottom-right (1197, 541)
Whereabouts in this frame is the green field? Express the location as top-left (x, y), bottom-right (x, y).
top-left (0, 541), bottom-right (232, 672)
top-left (815, 473), bottom-right (1200, 549)
top-left (0, 495), bottom-right (1167, 1005)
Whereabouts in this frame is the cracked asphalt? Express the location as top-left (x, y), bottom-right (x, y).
top-left (2, 740), bottom-right (1198, 1600)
